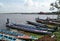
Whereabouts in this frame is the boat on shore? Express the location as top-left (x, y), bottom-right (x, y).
top-left (26, 21), bottom-right (55, 32)
top-left (35, 17), bottom-right (60, 26)
top-left (0, 33), bottom-right (17, 41)
top-left (26, 21), bottom-right (47, 27)
top-left (0, 39), bottom-right (8, 41)
top-left (36, 17), bottom-right (60, 22)
top-left (6, 22), bottom-right (52, 35)
top-left (6, 18), bottom-right (52, 35)
top-left (0, 29), bottom-right (38, 41)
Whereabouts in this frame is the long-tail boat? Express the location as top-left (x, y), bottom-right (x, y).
top-left (26, 21), bottom-right (57, 31)
top-left (0, 29), bottom-right (38, 40)
top-left (35, 17), bottom-right (60, 26)
top-left (6, 23), bottom-right (52, 34)
top-left (6, 19), bottom-right (52, 35)
top-left (26, 21), bottom-right (47, 28)
top-left (36, 17), bottom-right (60, 22)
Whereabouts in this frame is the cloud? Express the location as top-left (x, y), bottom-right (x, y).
top-left (0, 3), bottom-right (4, 7)
top-left (24, 0), bottom-right (57, 12)
top-left (24, 0), bottom-right (51, 12)
top-left (0, 0), bottom-right (57, 13)
top-left (24, 0), bottom-right (34, 7)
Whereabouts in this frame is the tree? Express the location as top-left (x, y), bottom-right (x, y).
top-left (50, 0), bottom-right (60, 12)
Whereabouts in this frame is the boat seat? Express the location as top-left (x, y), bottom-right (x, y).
top-left (4, 35), bottom-right (16, 41)
top-left (0, 34), bottom-right (3, 37)
top-left (0, 30), bottom-right (25, 37)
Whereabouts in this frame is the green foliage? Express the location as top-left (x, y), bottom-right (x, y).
top-left (50, 0), bottom-right (60, 11)
top-left (53, 30), bottom-right (60, 41)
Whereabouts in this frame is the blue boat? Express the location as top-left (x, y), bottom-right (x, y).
top-left (0, 33), bottom-right (16, 41)
top-left (0, 29), bottom-right (38, 40)
top-left (6, 18), bottom-right (52, 35)
top-left (0, 29), bottom-right (24, 36)
top-left (6, 23), bottom-right (53, 35)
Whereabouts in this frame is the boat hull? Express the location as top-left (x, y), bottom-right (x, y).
top-left (6, 23), bottom-right (52, 35)
top-left (26, 21), bottom-right (55, 32)
top-left (35, 18), bottom-right (60, 26)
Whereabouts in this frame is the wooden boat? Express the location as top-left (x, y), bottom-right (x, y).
top-left (6, 23), bottom-right (53, 35)
top-left (26, 21), bottom-right (56, 28)
top-left (6, 19), bottom-right (52, 34)
top-left (0, 33), bottom-right (16, 41)
top-left (0, 29), bottom-right (38, 40)
top-left (27, 21), bottom-right (57, 29)
top-left (0, 40), bottom-right (7, 41)
top-left (0, 39), bottom-right (11, 41)
top-left (26, 21), bottom-right (56, 32)
top-left (35, 17), bottom-right (60, 25)
top-left (26, 21), bottom-right (47, 28)
top-left (36, 17), bottom-right (60, 22)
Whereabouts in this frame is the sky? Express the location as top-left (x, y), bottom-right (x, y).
top-left (0, 0), bottom-right (57, 13)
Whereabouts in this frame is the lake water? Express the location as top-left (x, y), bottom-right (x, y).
top-left (0, 14), bottom-right (57, 29)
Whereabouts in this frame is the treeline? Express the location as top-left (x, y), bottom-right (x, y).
top-left (38, 12), bottom-right (60, 15)
top-left (0, 11), bottom-right (60, 14)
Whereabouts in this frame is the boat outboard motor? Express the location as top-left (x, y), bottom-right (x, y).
top-left (6, 18), bottom-right (9, 24)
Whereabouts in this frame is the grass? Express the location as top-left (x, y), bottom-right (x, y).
top-left (53, 30), bottom-right (60, 41)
